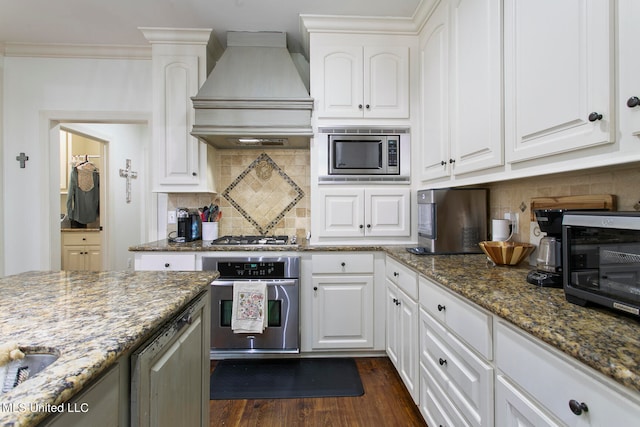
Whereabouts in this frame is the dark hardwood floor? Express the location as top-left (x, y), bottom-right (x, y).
top-left (209, 357), bottom-right (427, 427)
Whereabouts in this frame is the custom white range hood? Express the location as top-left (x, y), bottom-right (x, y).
top-left (191, 31), bottom-right (314, 149)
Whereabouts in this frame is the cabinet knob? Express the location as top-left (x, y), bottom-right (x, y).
top-left (449, 158), bottom-right (455, 164)
top-left (438, 358), bottom-right (447, 366)
top-left (82, 237), bottom-right (86, 241)
top-left (192, 172), bottom-right (197, 176)
top-left (358, 104), bottom-right (363, 110)
top-left (392, 298), bottom-right (398, 304)
top-left (568, 400), bottom-right (589, 416)
top-left (588, 112), bottom-right (603, 122)
top-left (313, 286), bottom-right (318, 291)
top-left (164, 263), bottom-right (170, 268)
top-left (341, 262), bottom-right (346, 267)
top-left (359, 224), bottom-right (364, 229)
top-left (393, 272), bottom-right (399, 277)
top-left (627, 96), bottom-right (640, 108)
top-left (440, 160), bottom-right (446, 166)
top-left (365, 104), bottom-right (370, 109)
top-left (437, 304), bottom-right (446, 312)
top-left (366, 224), bottom-right (371, 229)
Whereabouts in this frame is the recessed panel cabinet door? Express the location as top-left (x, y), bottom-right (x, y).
top-left (364, 46), bottom-right (410, 119)
top-left (313, 45), bottom-right (363, 118)
top-left (318, 188), bottom-right (364, 237)
top-left (156, 55), bottom-right (203, 186)
top-left (505, 0), bottom-right (614, 162)
top-left (449, 0), bottom-right (503, 174)
top-left (419, 0), bottom-right (450, 181)
top-left (619, 0), bottom-right (640, 144)
top-left (366, 188), bottom-right (411, 237)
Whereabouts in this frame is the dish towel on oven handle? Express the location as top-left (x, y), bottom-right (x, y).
top-left (231, 281), bottom-right (268, 334)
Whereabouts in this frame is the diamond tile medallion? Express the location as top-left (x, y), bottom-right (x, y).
top-left (222, 153), bottom-right (305, 235)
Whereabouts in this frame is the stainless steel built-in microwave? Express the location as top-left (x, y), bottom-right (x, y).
top-left (318, 127), bottom-right (410, 183)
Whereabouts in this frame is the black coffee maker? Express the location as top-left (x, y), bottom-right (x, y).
top-left (526, 209), bottom-right (566, 287)
top-left (176, 208), bottom-right (202, 242)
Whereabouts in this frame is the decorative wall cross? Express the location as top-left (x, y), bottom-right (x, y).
top-left (16, 152), bottom-right (29, 168)
top-left (119, 159), bottom-right (138, 203)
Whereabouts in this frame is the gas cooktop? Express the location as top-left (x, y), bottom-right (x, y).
top-left (210, 235), bottom-right (290, 245)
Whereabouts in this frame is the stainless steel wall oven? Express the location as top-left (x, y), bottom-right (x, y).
top-left (203, 256), bottom-right (300, 357)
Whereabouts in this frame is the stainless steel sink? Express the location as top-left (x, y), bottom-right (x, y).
top-left (1, 350), bottom-right (59, 393)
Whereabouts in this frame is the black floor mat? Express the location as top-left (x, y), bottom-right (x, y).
top-left (210, 358), bottom-right (364, 400)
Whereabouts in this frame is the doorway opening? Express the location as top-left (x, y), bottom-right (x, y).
top-left (44, 112), bottom-right (152, 272)
top-left (59, 128), bottom-right (106, 271)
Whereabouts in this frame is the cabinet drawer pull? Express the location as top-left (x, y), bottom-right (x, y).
top-left (341, 262), bottom-right (346, 267)
top-left (164, 263), bottom-right (170, 268)
top-left (438, 358), bottom-right (447, 366)
top-left (437, 304), bottom-right (446, 312)
top-left (569, 399), bottom-right (588, 416)
top-left (588, 112), bottom-right (603, 122)
top-left (627, 96), bottom-right (640, 108)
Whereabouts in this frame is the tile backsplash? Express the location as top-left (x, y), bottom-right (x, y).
top-left (487, 162), bottom-right (640, 243)
top-left (167, 149), bottom-right (310, 239)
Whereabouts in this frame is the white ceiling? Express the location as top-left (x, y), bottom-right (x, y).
top-left (0, 0), bottom-right (422, 53)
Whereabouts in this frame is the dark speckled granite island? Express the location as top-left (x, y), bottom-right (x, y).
top-left (0, 270), bottom-right (216, 427)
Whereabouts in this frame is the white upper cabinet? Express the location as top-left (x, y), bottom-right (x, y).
top-left (418, 0), bottom-right (450, 181)
top-left (449, 0), bottom-right (503, 175)
top-left (419, 0), bottom-right (503, 181)
top-left (504, 0), bottom-right (614, 163)
top-left (317, 187), bottom-right (410, 238)
top-left (311, 37), bottom-right (410, 119)
top-left (141, 28), bottom-right (216, 193)
top-left (619, 0), bottom-right (640, 145)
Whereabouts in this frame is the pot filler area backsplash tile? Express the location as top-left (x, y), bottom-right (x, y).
top-left (167, 149), bottom-right (310, 239)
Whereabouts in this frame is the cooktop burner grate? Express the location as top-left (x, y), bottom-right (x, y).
top-left (210, 235), bottom-right (289, 245)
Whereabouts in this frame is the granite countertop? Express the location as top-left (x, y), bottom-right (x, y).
top-left (0, 270), bottom-right (217, 427)
top-left (384, 247), bottom-right (640, 395)
top-left (129, 239), bottom-right (640, 395)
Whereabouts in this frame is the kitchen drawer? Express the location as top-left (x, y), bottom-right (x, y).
top-left (420, 308), bottom-right (493, 427)
top-left (134, 253), bottom-right (196, 271)
top-left (386, 257), bottom-right (418, 299)
top-left (419, 276), bottom-right (492, 359)
top-left (62, 232), bottom-right (101, 246)
top-left (496, 320), bottom-right (640, 426)
top-left (311, 253), bottom-right (374, 274)
top-left (419, 358), bottom-right (470, 427)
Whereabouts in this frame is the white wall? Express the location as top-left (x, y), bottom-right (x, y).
top-left (2, 55), bottom-right (151, 275)
top-left (0, 50), bottom-right (5, 276)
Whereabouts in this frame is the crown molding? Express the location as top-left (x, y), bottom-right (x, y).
top-left (138, 27), bottom-right (212, 45)
top-left (299, 0), bottom-right (439, 56)
top-left (2, 42), bottom-right (151, 59)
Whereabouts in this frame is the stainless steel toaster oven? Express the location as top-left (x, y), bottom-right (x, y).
top-left (562, 212), bottom-right (640, 316)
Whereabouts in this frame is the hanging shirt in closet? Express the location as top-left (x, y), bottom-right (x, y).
top-left (67, 163), bottom-right (100, 225)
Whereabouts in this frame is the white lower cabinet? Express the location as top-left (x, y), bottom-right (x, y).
top-left (495, 374), bottom-right (561, 427)
top-left (418, 275), bottom-right (494, 427)
top-left (310, 253), bottom-right (375, 349)
top-left (134, 253), bottom-right (196, 271)
top-left (385, 257), bottom-right (419, 403)
top-left (495, 320), bottom-right (640, 427)
top-left (419, 307), bottom-right (493, 427)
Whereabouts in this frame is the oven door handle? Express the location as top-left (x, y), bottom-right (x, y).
top-left (211, 279), bottom-right (298, 287)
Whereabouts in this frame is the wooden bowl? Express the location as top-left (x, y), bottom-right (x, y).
top-left (478, 241), bottom-right (535, 266)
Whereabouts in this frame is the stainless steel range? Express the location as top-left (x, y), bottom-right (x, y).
top-left (210, 235), bottom-right (294, 246)
top-left (202, 256), bottom-right (300, 358)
